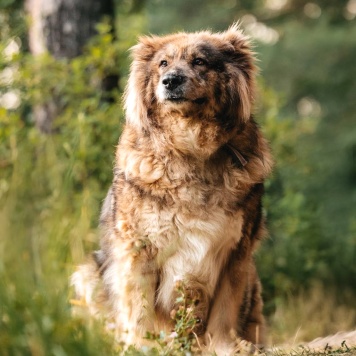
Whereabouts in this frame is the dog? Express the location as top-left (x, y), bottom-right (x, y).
top-left (71, 24), bottom-right (273, 354)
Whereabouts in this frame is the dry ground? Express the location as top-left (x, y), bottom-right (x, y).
top-left (266, 330), bottom-right (356, 356)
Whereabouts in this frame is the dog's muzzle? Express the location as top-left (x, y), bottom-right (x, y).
top-left (162, 73), bottom-right (186, 91)
top-left (159, 72), bottom-right (206, 104)
top-left (160, 73), bottom-right (187, 102)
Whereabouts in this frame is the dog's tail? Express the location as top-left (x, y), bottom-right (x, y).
top-left (70, 250), bottom-right (107, 316)
top-left (70, 188), bottom-right (113, 316)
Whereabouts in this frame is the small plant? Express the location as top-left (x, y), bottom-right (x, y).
top-left (143, 279), bottom-right (202, 355)
top-left (168, 279), bottom-right (201, 354)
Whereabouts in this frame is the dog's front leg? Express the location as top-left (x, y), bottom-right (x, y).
top-left (103, 239), bottom-right (158, 346)
top-left (205, 271), bottom-right (247, 355)
top-left (205, 257), bottom-right (265, 355)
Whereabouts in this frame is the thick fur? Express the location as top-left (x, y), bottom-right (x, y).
top-left (71, 25), bottom-right (273, 354)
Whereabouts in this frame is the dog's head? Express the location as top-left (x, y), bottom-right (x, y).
top-left (124, 25), bottom-right (257, 158)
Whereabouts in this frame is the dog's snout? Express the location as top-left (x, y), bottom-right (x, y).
top-left (162, 73), bottom-right (186, 90)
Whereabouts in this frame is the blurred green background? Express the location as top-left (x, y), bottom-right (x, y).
top-left (0, 0), bottom-right (355, 354)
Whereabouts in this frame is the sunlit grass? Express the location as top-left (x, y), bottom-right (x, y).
top-left (0, 136), bottom-right (118, 355)
top-left (268, 284), bottom-right (356, 347)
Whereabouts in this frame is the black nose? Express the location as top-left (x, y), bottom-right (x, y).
top-left (162, 73), bottom-right (185, 90)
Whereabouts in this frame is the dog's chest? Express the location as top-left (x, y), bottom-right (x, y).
top-left (130, 181), bottom-right (243, 304)
top-left (115, 145), bottom-right (246, 304)
top-left (136, 181), bottom-right (240, 248)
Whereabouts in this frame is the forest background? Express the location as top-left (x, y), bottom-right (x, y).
top-left (0, 0), bottom-right (355, 354)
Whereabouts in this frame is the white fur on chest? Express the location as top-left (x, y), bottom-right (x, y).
top-left (134, 197), bottom-right (244, 313)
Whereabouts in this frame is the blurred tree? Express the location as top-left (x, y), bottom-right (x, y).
top-left (25, 0), bottom-right (114, 58)
top-left (25, 0), bottom-right (117, 133)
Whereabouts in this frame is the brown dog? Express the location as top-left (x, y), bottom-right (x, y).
top-left (72, 24), bottom-right (273, 354)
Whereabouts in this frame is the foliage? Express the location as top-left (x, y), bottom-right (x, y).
top-left (0, 19), bottom-right (136, 355)
top-left (259, 19), bottom-right (356, 294)
top-left (255, 79), bottom-right (323, 306)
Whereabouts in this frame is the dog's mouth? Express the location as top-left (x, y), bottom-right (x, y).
top-left (165, 96), bottom-right (207, 105)
top-left (166, 96), bottom-right (188, 103)
top-left (192, 97), bottom-right (207, 105)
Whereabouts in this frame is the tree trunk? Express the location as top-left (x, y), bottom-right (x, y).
top-left (25, 0), bottom-right (116, 133)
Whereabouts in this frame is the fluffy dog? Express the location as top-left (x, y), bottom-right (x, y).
top-left (72, 24), bottom-right (273, 354)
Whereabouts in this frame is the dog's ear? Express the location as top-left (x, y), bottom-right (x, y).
top-left (220, 23), bottom-right (251, 52)
top-left (131, 35), bottom-right (161, 62)
top-left (124, 36), bottom-right (161, 130)
top-left (219, 24), bottom-right (257, 122)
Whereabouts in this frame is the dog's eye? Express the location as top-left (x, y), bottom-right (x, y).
top-left (193, 58), bottom-right (207, 66)
top-left (159, 60), bottom-right (168, 67)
